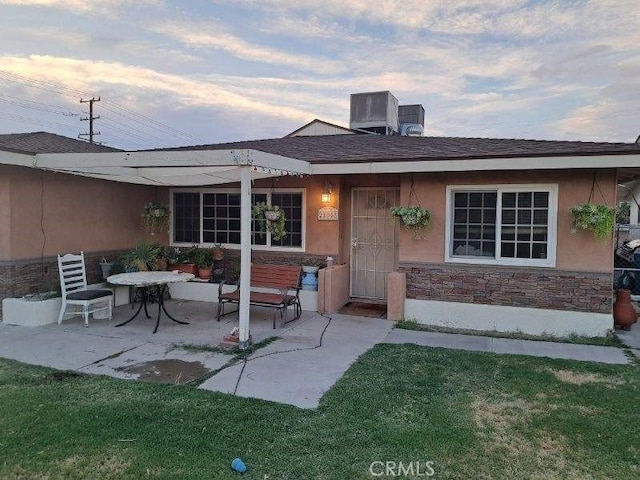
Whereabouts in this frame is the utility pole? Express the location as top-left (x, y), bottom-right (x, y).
top-left (79, 97), bottom-right (100, 143)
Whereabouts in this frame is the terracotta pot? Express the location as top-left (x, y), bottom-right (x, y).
top-left (613, 289), bottom-right (638, 330)
top-left (169, 263), bottom-right (198, 275)
top-left (198, 267), bottom-right (212, 280)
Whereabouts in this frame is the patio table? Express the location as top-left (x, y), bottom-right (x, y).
top-left (107, 271), bottom-right (195, 333)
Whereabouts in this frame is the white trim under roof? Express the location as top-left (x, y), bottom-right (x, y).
top-left (311, 153), bottom-right (640, 175)
top-left (0, 149), bottom-right (311, 186)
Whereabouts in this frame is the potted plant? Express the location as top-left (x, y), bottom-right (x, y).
top-left (212, 243), bottom-right (225, 261)
top-left (570, 203), bottom-right (615, 241)
top-left (301, 257), bottom-right (326, 273)
top-left (253, 202), bottom-right (287, 241)
top-left (390, 206), bottom-right (432, 239)
top-left (195, 247), bottom-right (214, 280)
top-left (142, 201), bottom-right (170, 234)
top-left (122, 241), bottom-right (163, 272)
top-left (98, 257), bottom-right (114, 280)
top-left (300, 258), bottom-right (326, 291)
top-left (167, 245), bottom-right (199, 275)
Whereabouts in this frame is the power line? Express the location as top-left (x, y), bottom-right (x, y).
top-left (0, 93), bottom-right (78, 116)
top-left (0, 69), bottom-right (205, 145)
top-left (0, 110), bottom-right (79, 132)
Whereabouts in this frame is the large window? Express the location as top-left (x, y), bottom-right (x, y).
top-left (172, 189), bottom-right (304, 249)
top-left (446, 185), bottom-right (557, 266)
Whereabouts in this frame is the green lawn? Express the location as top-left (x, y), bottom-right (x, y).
top-left (0, 345), bottom-right (638, 479)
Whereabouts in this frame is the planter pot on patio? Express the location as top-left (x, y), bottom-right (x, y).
top-left (198, 267), bottom-right (212, 280)
top-left (301, 265), bottom-right (320, 291)
top-left (2, 294), bottom-right (62, 327)
top-left (169, 263), bottom-right (198, 275)
top-left (613, 288), bottom-right (637, 330)
top-left (99, 261), bottom-right (114, 280)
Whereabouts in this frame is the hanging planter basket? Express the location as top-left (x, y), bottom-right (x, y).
top-left (142, 201), bottom-right (170, 233)
top-left (252, 202), bottom-right (287, 241)
top-left (264, 210), bottom-right (282, 222)
top-left (390, 206), bottom-right (431, 240)
top-left (400, 211), bottom-right (422, 226)
top-left (570, 203), bottom-right (614, 241)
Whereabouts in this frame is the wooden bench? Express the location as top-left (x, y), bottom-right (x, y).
top-left (216, 264), bottom-right (302, 328)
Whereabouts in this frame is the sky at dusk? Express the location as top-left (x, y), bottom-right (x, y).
top-left (0, 0), bottom-right (638, 150)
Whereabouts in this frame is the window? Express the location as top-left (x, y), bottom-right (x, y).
top-left (172, 189), bottom-right (304, 249)
top-left (446, 185), bottom-right (557, 266)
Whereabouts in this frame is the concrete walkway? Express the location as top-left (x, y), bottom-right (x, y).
top-left (385, 329), bottom-right (632, 364)
top-left (0, 300), bottom-right (635, 409)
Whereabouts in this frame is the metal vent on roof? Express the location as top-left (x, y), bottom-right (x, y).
top-left (400, 124), bottom-right (424, 137)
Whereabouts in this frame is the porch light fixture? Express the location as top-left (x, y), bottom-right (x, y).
top-left (321, 182), bottom-right (332, 203)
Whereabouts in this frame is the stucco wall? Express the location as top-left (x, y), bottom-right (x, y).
top-left (396, 169), bottom-right (616, 273)
top-left (3, 165), bottom-right (168, 261)
top-left (250, 175), bottom-right (342, 257)
top-left (0, 168), bottom-right (10, 260)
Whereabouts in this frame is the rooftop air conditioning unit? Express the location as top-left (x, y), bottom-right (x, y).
top-left (350, 91), bottom-right (399, 135)
top-left (398, 104), bottom-right (425, 136)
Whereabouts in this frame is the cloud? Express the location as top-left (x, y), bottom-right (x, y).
top-left (0, 55), bottom-right (317, 123)
top-left (0, 0), bottom-right (157, 13)
top-left (257, 13), bottom-right (370, 42)
top-left (151, 20), bottom-right (346, 74)
top-left (227, 0), bottom-right (526, 32)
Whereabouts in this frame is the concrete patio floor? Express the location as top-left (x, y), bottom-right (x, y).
top-left (0, 300), bottom-right (394, 408)
top-left (0, 299), bottom-right (635, 409)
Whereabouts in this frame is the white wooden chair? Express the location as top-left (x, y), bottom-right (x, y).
top-left (57, 252), bottom-right (113, 327)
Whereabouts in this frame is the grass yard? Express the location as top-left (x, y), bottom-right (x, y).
top-left (0, 344), bottom-right (638, 479)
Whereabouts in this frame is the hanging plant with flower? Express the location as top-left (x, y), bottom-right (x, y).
top-left (569, 172), bottom-right (616, 241)
top-left (142, 201), bottom-right (170, 233)
top-left (570, 203), bottom-right (614, 241)
top-left (389, 178), bottom-right (431, 240)
top-left (390, 206), bottom-right (432, 239)
top-left (252, 202), bottom-right (287, 241)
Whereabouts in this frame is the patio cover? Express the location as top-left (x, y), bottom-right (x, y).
top-left (2, 149), bottom-right (312, 348)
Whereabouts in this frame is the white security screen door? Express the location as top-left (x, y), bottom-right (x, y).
top-left (350, 188), bottom-right (399, 299)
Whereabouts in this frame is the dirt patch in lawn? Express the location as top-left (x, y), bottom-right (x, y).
top-left (551, 369), bottom-right (625, 386)
top-left (58, 453), bottom-right (131, 477)
top-left (471, 395), bottom-right (584, 477)
top-left (42, 371), bottom-right (82, 383)
top-left (117, 359), bottom-right (209, 385)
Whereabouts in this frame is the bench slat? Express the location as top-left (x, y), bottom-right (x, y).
top-left (217, 264), bottom-right (303, 328)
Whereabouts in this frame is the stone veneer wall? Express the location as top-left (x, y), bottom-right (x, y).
top-left (0, 249), bottom-right (129, 319)
top-left (250, 251), bottom-right (326, 266)
top-left (398, 262), bottom-right (612, 314)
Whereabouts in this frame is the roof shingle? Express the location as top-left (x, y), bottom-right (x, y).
top-left (154, 134), bottom-right (640, 163)
top-left (0, 132), bottom-right (120, 154)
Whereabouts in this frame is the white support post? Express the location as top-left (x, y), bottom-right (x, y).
top-left (238, 166), bottom-right (252, 349)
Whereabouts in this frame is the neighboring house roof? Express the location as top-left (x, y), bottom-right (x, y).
top-left (0, 131), bottom-right (120, 154)
top-left (157, 134), bottom-right (640, 164)
top-left (285, 119), bottom-right (359, 137)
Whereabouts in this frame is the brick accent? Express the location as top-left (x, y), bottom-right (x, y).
top-left (0, 249), bottom-right (129, 319)
top-left (250, 251), bottom-right (327, 267)
top-left (398, 262), bottom-right (612, 314)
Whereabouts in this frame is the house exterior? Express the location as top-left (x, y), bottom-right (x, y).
top-left (2, 131), bottom-right (640, 337)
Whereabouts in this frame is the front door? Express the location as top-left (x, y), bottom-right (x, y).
top-left (350, 188), bottom-right (399, 299)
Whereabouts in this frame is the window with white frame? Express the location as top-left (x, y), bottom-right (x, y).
top-left (172, 189), bottom-right (304, 249)
top-left (446, 185), bottom-right (557, 266)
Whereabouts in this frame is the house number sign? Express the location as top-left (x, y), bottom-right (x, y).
top-left (318, 207), bottom-right (339, 221)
